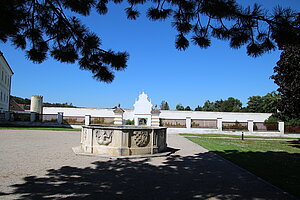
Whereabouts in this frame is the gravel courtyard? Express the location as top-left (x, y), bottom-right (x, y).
top-left (0, 129), bottom-right (296, 200)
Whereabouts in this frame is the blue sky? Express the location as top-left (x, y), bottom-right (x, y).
top-left (1, 0), bottom-right (299, 109)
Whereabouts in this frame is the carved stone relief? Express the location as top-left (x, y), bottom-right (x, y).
top-left (83, 129), bottom-right (87, 141)
top-left (133, 131), bottom-right (150, 147)
top-left (81, 129), bottom-right (88, 144)
top-left (95, 130), bottom-right (113, 145)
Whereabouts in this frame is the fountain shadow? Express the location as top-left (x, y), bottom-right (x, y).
top-left (2, 150), bottom-right (298, 200)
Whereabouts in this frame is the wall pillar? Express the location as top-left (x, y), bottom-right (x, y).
top-left (186, 117), bottom-right (191, 129)
top-left (248, 120), bottom-right (254, 133)
top-left (134, 117), bottom-right (138, 126)
top-left (30, 112), bottom-right (36, 122)
top-left (57, 112), bottom-right (63, 124)
top-left (278, 122), bottom-right (284, 135)
top-left (217, 118), bottom-right (222, 131)
top-left (113, 104), bottom-right (124, 125)
top-left (85, 115), bottom-right (91, 126)
top-left (151, 105), bottom-right (161, 127)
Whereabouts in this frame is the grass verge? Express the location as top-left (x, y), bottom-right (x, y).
top-left (0, 126), bottom-right (81, 131)
top-left (186, 136), bottom-right (300, 198)
top-left (180, 133), bottom-right (294, 139)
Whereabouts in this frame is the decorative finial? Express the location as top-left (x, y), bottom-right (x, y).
top-left (113, 103), bottom-right (124, 113)
top-left (151, 104), bottom-right (161, 114)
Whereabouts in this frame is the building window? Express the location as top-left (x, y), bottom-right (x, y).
top-left (0, 91), bottom-right (2, 102)
top-left (1, 71), bottom-right (3, 81)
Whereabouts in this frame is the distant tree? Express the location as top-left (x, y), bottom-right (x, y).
top-left (184, 106), bottom-right (191, 111)
top-left (160, 101), bottom-right (170, 110)
top-left (176, 104), bottom-right (184, 111)
top-left (214, 99), bottom-right (224, 111)
top-left (202, 100), bottom-right (215, 111)
top-left (11, 95), bottom-right (77, 108)
top-left (222, 97), bottom-right (242, 112)
top-left (1, 1), bottom-right (299, 82)
top-left (246, 92), bottom-right (279, 113)
top-left (11, 96), bottom-right (30, 104)
top-left (43, 102), bottom-right (77, 108)
top-left (125, 119), bottom-right (134, 125)
top-left (261, 92), bottom-right (280, 113)
top-left (272, 45), bottom-right (300, 119)
top-left (201, 98), bottom-right (242, 112)
top-left (194, 105), bottom-right (203, 111)
top-left (246, 96), bottom-right (264, 112)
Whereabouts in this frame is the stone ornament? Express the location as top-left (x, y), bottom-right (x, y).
top-left (83, 129), bottom-right (87, 141)
top-left (95, 130), bottom-right (113, 145)
top-left (133, 131), bottom-right (150, 147)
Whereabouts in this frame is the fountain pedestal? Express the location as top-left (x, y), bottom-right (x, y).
top-left (75, 125), bottom-right (167, 157)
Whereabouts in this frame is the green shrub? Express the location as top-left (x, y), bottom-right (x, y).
top-left (125, 119), bottom-right (134, 125)
top-left (222, 121), bottom-right (248, 131)
top-left (265, 116), bottom-right (279, 123)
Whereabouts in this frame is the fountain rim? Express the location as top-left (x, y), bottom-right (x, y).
top-left (82, 125), bottom-right (167, 130)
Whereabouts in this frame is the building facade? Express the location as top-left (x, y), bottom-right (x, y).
top-left (0, 51), bottom-right (13, 112)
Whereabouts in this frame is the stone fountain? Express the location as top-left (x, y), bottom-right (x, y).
top-left (73, 92), bottom-right (167, 157)
top-left (77, 125), bottom-right (167, 156)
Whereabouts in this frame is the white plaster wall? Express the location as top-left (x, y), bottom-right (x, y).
top-left (43, 107), bottom-right (271, 122)
top-left (123, 110), bottom-right (134, 119)
top-left (43, 107), bottom-right (136, 118)
top-left (43, 107), bottom-right (116, 117)
top-left (160, 110), bottom-right (272, 122)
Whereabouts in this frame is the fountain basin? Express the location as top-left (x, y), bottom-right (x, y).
top-left (75, 125), bottom-right (167, 156)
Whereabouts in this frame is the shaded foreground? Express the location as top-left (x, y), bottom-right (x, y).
top-left (0, 130), bottom-right (296, 200)
top-left (187, 137), bottom-right (300, 198)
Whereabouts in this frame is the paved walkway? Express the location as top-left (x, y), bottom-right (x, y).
top-left (0, 130), bottom-right (297, 200)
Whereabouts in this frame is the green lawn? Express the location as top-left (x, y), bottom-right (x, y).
top-left (180, 133), bottom-right (294, 140)
top-left (186, 136), bottom-right (300, 198)
top-left (0, 126), bottom-right (81, 131)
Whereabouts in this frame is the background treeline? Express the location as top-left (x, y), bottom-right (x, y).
top-left (10, 96), bottom-right (77, 108)
top-left (160, 92), bottom-right (279, 113)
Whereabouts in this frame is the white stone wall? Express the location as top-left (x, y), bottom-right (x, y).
top-left (43, 107), bottom-right (117, 117)
top-left (0, 53), bottom-right (13, 112)
top-left (43, 107), bottom-right (272, 122)
top-left (159, 110), bottom-right (272, 122)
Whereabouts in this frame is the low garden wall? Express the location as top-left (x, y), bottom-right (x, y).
top-left (1, 107), bottom-right (299, 135)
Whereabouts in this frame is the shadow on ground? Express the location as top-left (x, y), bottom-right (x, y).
top-left (213, 150), bottom-right (300, 199)
top-left (286, 139), bottom-right (300, 149)
top-left (1, 150), bottom-right (298, 200)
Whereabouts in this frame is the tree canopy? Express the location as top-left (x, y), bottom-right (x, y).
top-left (11, 95), bottom-right (77, 107)
top-left (1, 0), bottom-right (299, 82)
top-left (272, 45), bottom-right (300, 120)
top-left (201, 97), bottom-right (242, 112)
top-left (176, 104), bottom-right (184, 110)
top-left (184, 106), bottom-right (191, 111)
top-left (160, 100), bottom-right (170, 110)
top-left (194, 105), bottom-right (203, 111)
top-left (244, 92), bottom-right (279, 113)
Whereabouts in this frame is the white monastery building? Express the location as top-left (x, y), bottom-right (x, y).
top-left (0, 51), bottom-right (13, 112)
